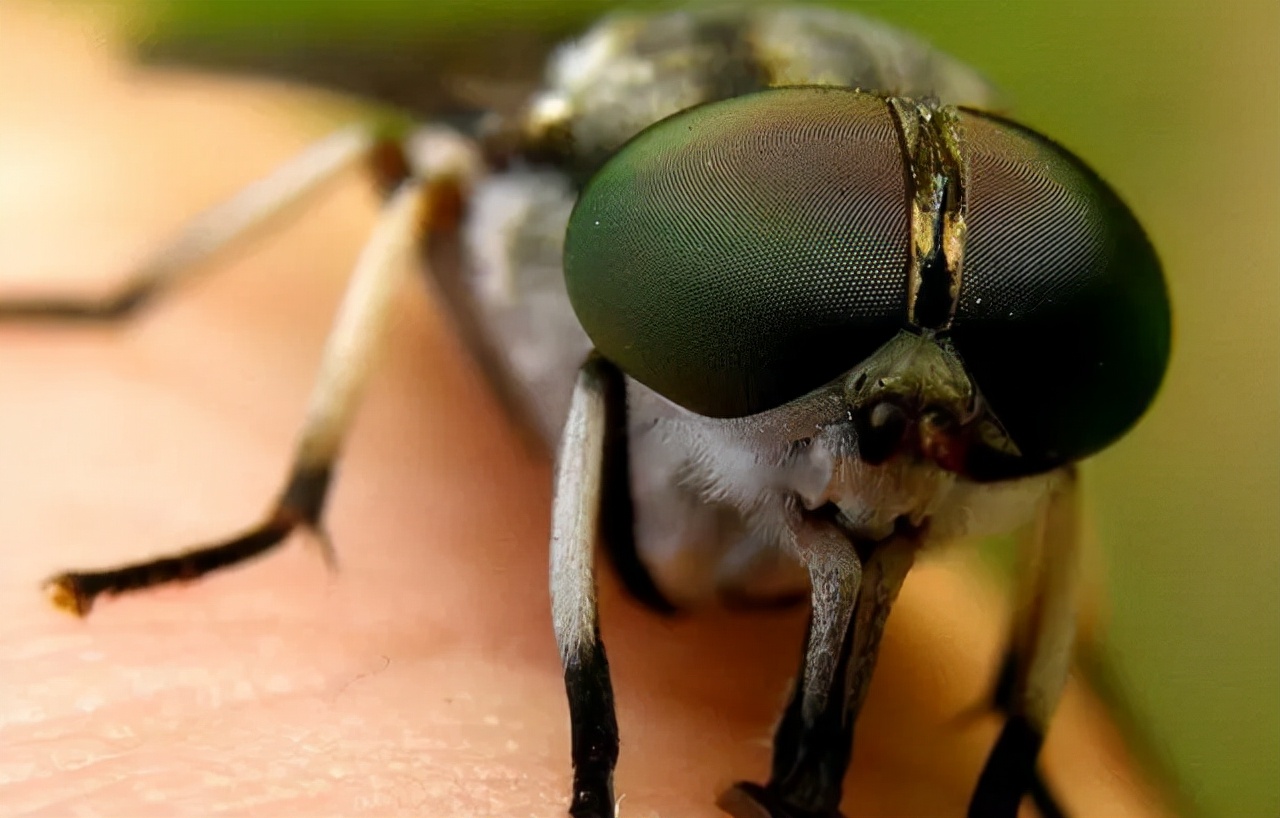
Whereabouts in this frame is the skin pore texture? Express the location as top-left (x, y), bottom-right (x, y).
top-left (0, 4), bottom-right (1171, 816)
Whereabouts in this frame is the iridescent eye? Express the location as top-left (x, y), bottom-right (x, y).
top-left (948, 110), bottom-right (1170, 471)
top-left (563, 87), bottom-right (1170, 474)
top-left (564, 87), bottom-right (911, 418)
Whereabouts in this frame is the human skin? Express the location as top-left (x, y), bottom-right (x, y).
top-left (0, 4), bottom-right (1171, 817)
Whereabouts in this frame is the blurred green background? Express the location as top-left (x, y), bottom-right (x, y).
top-left (91, 1), bottom-right (1280, 815)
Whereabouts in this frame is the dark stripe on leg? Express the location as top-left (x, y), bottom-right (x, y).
top-left (989, 649), bottom-right (1070, 818)
top-left (597, 367), bottom-right (677, 615)
top-left (565, 637), bottom-right (620, 818)
top-left (990, 648), bottom-right (1019, 713)
top-left (39, 176), bottom-right (431, 616)
top-left (968, 715), bottom-right (1044, 818)
top-left (721, 600), bottom-right (856, 818)
top-left (44, 460), bottom-right (337, 616)
top-left (44, 517), bottom-right (296, 616)
top-left (1029, 771), bottom-right (1067, 818)
top-left (769, 615), bottom-right (857, 813)
top-left (551, 357), bottom-right (626, 818)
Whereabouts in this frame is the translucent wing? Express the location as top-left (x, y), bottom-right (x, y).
top-left (128, 0), bottom-right (586, 117)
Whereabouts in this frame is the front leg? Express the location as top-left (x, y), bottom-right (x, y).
top-left (970, 469), bottom-right (1082, 818)
top-left (721, 529), bottom-right (916, 818)
top-left (550, 355), bottom-right (628, 818)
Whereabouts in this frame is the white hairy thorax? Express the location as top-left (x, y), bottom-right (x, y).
top-left (626, 375), bottom-right (1060, 608)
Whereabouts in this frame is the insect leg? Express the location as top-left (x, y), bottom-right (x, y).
top-left (43, 174), bottom-right (432, 615)
top-left (720, 538), bottom-right (862, 818)
top-left (721, 534), bottom-right (915, 818)
top-left (550, 354), bottom-right (625, 818)
top-left (756, 544), bottom-right (862, 817)
top-left (842, 537), bottom-right (916, 751)
top-left (969, 468), bottom-right (1082, 818)
top-left (0, 125), bottom-right (379, 321)
top-left (976, 653), bottom-right (1067, 818)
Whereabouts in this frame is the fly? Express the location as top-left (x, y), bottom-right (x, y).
top-left (0, 6), bottom-right (1170, 818)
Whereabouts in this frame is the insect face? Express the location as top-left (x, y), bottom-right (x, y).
top-left (564, 86), bottom-right (1170, 480)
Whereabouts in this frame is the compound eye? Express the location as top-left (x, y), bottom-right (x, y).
top-left (564, 87), bottom-right (910, 418)
top-left (950, 111), bottom-right (1171, 472)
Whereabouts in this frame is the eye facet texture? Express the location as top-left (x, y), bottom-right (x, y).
top-left (565, 87), bottom-right (910, 418)
top-left (564, 88), bottom-right (1170, 475)
top-left (950, 111), bottom-right (1170, 470)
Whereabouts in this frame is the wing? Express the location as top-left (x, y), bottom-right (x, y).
top-left (127, 0), bottom-right (583, 118)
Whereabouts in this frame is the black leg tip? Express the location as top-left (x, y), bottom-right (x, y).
top-left (718, 781), bottom-right (844, 818)
top-left (569, 784), bottom-right (615, 818)
top-left (43, 573), bottom-right (95, 616)
top-left (968, 715), bottom-right (1044, 818)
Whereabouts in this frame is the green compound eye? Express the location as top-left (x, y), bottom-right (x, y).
top-left (947, 109), bottom-right (1171, 473)
top-left (564, 87), bottom-right (911, 418)
top-left (563, 87), bottom-right (1171, 468)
